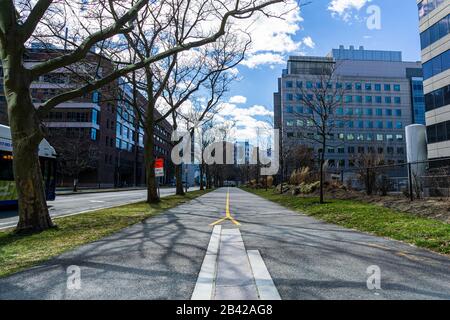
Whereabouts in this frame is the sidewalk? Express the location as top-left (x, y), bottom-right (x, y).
top-left (0, 189), bottom-right (224, 299)
top-left (56, 187), bottom-right (146, 196)
top-left (1, 188), bottom-right (449, 300)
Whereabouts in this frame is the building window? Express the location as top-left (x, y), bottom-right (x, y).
top-left (420, 13), bottom-right (450, 49)
top-left (384, 84), bottom-right (391, 91)
top-left (394, 84), bottom-right (401, 91)
top-left (365, 83), bottom-right (372, 91)
top-left (394, 97), bottom-right (401, 104)
top-left (423, 49), bottom-right (450, 80)
top-left (90, 128), bottom-right (97, 141)
top-left (92, 109), bottom-right (98, 125)
top-left (355, 83), bottom-right (362, 90)
top-left (375, 84), bottom-right (381, 91)
top-left (425, 84), bottom-right (450, 112)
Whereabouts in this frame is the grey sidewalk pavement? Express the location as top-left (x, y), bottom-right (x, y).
top-left (0, 188), bottom-right (449, 300)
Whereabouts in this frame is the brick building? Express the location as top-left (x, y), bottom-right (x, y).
top-left (0, 46), bottom-right (173, 188)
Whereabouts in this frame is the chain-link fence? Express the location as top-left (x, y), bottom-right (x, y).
top-left (364, 157), bottom-right (450, 200)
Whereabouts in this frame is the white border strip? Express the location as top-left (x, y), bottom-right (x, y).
top-left (191, 225), bottom-right (221, 300)
top-left (247, 250), bottom-right (281, 300)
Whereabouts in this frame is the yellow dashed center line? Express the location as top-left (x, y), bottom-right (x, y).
top-left (210, 188), bottom-right (241, 226)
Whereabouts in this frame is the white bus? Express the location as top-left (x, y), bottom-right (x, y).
top-left (0, 125), bottom-right (57, 207)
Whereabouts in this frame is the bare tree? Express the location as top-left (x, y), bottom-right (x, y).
top-left (164, 33), bottom-right (246, 195)
top-left (293, 63), bottom-right (347, 203)
top-left (0, 0), bottom-right (288, 232)
top-left (50, 129), bottom-right (99, 192)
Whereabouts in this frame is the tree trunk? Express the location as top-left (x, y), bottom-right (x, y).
top-left (199, 163), bottom-right (204, 191)
top-left (175, 164), bottom-right (185, 196)
top-left (144, 127), bottom-right (159, 203)
top-left (319, 138), bottom-right (326, 204)
top-left (4, 56), bottom-right (54, 232)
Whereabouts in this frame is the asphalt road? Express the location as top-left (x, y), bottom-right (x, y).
top-left (0, 188), bottom-right (449, 300)
top-left (0, 187), bottom-right (199, 230)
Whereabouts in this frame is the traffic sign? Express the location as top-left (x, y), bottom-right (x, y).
top-left (155, 158), bottom-right (165, 177)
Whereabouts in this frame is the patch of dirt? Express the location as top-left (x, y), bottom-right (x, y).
top-left (281, 184), bottom-right (450, 224)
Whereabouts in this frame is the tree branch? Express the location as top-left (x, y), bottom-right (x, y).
top-left (19, 0), bottom-right (53, 42)
top-left (30, 0), bottom-right (148, 78)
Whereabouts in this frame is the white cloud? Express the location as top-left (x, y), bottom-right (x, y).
top-left (241, 52), bottom-right (286, 69)
top-left (228, 0), bottom-right (304, 69)
top-left (215, 102), bottom-right (273, 142)
top-left (229, 95), bottom-right (247, 104)
top-left (328, 0), bottom-right (370, 22)
top-left (302, 36), bottom-right (315, 49)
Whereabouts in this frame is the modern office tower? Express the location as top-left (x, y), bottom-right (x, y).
top-left (0, 46), bottom-right (173, 187)
top-left (417, 0), bottom-right (450, 160)
top-left (274, 46), bottom-right (424, 179)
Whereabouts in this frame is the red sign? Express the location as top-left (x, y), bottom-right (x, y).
top-left (155, 158), bottom-right (164, 177)
top-left (155, 158), bottom-right (164, 169)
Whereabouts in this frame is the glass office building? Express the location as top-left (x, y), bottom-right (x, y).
top-left (274, 46), bottom-right (424, 179)
top-left (417, 0), bottom-right (450, 159)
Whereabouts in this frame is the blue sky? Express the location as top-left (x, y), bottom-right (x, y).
top-left (220, 0), bottom-right (422, 142)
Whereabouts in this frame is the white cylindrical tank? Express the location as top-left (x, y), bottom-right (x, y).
top-left (406, 124), bottom-right (428, 163)
top-left (406, 124), bottom-right (428, 177)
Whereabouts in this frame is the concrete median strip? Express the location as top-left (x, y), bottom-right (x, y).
top-left (192, 226), bottom-right (281, 300)
top-left (247, 250), bottom-right (281, 300)
top-left (191, 225), bottom-right (222, 300)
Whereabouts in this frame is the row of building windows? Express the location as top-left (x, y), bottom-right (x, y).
top-left (285, 81), bottom-right (401, 92)
top-left (418, 0), bottom-right (446, 19)
top-left (325, 158), bottom-right (405, 168)
top-left (427, 120), bottom-right (450, 144)
top-left (47, 110), bottom-right (99, 124)
top-left (420, 14), bottom-right (450, 49)
top-left (286, 119), bottom-right (404, 129)
top-left (285, 93), bottom-right (402, 104)
top-left (425, 83), bottom-right (450, 112)
top-left (318, 146), bottom-right (404, 155)
top-left (423, 49), bottom-right (450, 80)
top-left (287, 131), bottom-right (404, 142)
top-left (286, 106), bottom-right (403, 117)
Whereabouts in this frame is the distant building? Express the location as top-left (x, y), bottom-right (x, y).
top-left (0, 47), bottom-right (173, 187)
top-left (417, 0), bottom-right (450, 160)
top-left (274, 46), bottom-right (424, 178)
top-left (234, 140), bottom-right (251, 164)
